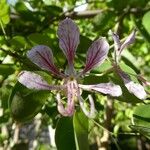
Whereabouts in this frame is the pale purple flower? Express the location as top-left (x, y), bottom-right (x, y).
top-left (18, 18), bottom-right (122, 118)
top-left (111, 30), bottom-right (147, 100)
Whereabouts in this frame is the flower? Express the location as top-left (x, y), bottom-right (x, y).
top-left (18, 18), bottom-right (122, 118)
top-left (111, 30), bottom-right (147, 100)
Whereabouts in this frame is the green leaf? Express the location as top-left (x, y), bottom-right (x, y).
top-left (28, 33), bottom-right (52, 47)
top-left (0, 85), bottom-right (11, 108)
top-left (0, 36), bottom-right (5, 46)
top-left (133, 104), bottom-right (150, 127)
top-left (92, 60), bottom-right (112, 73)
top-left (9, 82), bottom-right (50, 122)
top-left (10, 36), bottom-right (27, 50)
top-left (0, 5), bottom-right (9, 17)
top-left (73, 110), bottom-right (89, 150)
top-left (0, 64), bottom-right (15, 76)
top-left (15, 1), bottom-right (28, 12)
top-left (15, 2), bottom-right (37, 21)
top-left (132, 14), bottom-right (150, 44)
top-left (119, 62), bottom-right (138, 82)
top-left (1, 14), bottom-right (10, 24)
top-left (142, 11), bottom-right (150, 34)
top-left (0, 0), bottom-right (10, 25)
top-left (131, 104), bottom-right (150, 139)
top-left (121, 49), bottom-right (140, 73)
top-left (55, 117), bottom-right (76, 150)
top-left (83, 75), bottom-right (109, 85)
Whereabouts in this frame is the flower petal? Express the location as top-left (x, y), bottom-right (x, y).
top-left (27, 45), bottom-right (64, 78)
top-left (57, 18), bottom-right (80, 65)
top-left (79, 83), bottom-right (122, 97)
top-left (56, 93), bottom-right (74, 116)
top-left (120, 29), bottom-right (136, 54)
top-left (117, 69), bottom-right (147, 100)
top-left (111, 31), bottom-right (121, 51)
top-left (78, 94), bottom-right (96, 118)
top-left (18, 71), bottom-right (62, 90)
top-left (125, 81), bottom-right (147, 100)
top-left (111, 31), bottom-right (121, 62)
top-left (82, 38), bottom-right (109, 74)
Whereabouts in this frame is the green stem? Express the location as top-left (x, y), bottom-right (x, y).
top-left (0, 19), bottom-right (8, 40)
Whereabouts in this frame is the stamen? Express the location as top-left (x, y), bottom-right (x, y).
top-left (78, 93), bottom-right (96, 118)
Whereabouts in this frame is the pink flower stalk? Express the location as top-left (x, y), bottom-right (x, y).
top-left (18, 18), bottom-right (122, 118)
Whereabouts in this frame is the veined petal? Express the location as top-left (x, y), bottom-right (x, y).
top-left (79, 83), bottom-right (122, 97)
top-left (117, 69), bottom-right (147, 100)
top-left (82, 38), bottom-right (109, 74)
top-left (18, 71), bottom-right (63, 90)
top-left (119, 29), bottom-right (136, 54)
top-left (57, 18), bottom-right (80, 65)
top-left (78, 94), bottom-right (96, 118)
top-left (27, 45), bottom-right (65, 78)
